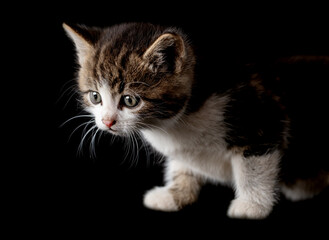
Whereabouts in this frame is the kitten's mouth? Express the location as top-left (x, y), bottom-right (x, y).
top-left (106, 127), bottom-right (122, 136)
top-left (98, 125), bottom-right (119, 134)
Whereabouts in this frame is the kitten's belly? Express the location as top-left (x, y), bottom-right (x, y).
top-left (142, 129), bottom-right (233, 184)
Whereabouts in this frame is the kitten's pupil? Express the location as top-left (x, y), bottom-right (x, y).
top-left (90, 91), bottom-right (102, 105)
top-left (123, 95), bottom-right (139, 108)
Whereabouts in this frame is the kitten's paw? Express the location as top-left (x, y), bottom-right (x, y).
top-left (143, 187), bottom-right (179, 212)
top-left (227, 199), bottom-right (272, 219)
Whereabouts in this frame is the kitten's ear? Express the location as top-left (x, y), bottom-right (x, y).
top-left (143, 33), bottom-right (186, 74)
top-left (63, 23), bottom-right (101, 65)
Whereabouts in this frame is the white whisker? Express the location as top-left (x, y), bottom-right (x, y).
top-left (89, 127), bottom-right (101, 159)
top-left (78, 125), bottom-right (98, 157)
top-left (136, 130), bottom-right (152, 166)
top-left (56, 79), bottom-right (77, 103)
top-left (67, 119), bottom-right (94, 142)
top-left (131, 130), bottom-right (140, 167)
top-left (60, 114), bottom-right (93, 128)
top-left (122, 133), bottom-right (132, 165)
top-left (97, 129), bottom-right (104, 144)
top-left (56, 79), bottom-right (80, 110)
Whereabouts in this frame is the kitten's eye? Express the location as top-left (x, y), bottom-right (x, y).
top-left (122, 95), bottom-right (140, 108)
top-left (89, 91), bottom-right (102, 105)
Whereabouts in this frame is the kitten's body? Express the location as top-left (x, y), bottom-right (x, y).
top-left (64, 22), bottom-right (329, 219)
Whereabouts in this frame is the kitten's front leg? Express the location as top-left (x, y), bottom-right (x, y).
top-left (143, 160), bottom-right (203, 212)
top-left (228, 150), bottom-right (281, 219)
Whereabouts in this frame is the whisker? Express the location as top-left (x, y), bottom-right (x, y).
top-left (122, 133), bottom-right (132, 165)
top-left (56, 79), bottom-right (81, 110)
top-left (131, 130), bottom-right (140, 167)
top-left (62, 92), bottom-right (79, 110)
top-left (60, 114), bottom-right (93, 128)
top-left (67, 120), bottom-right (94, 142)
top-left (117, 121), bottom-right (164, 167)
top-left (97, 129), bottom-right (104, 144)
top-left (127, 132), bottom-right (136, 168)
top-left (136, 130), bottom-right (152, 167)
top-left (77, 125), bottom-right (97, 156)
top-left (56, 78), bottom-right (77, 104)
top-left (89, 127), bottom-right (101, 159)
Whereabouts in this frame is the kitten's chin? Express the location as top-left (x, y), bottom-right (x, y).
top-left (109, 129), bottom-right (124, 136)
top-left (95, 124), bottom-right (122, 136)
top-left (95, 122), bottom-right (131, 137)
top-left (103, 127), bottom-right (129, 137)
top-left (102, 128), bottom-right (123, 136)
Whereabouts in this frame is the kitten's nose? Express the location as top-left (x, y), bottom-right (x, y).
top-left (102, 119), bottom-right (116, 128)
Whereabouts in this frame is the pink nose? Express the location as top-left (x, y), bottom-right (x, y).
top-left (102, 119), bottom-right (116, 128)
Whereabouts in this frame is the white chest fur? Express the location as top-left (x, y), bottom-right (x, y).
top-left (141, 95), bottom-right (233, 184)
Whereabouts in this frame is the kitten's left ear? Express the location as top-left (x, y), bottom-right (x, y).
top-left (63, 23), bottom-right (101, 65)
top-left (143, 33), bottom-right (186, 74)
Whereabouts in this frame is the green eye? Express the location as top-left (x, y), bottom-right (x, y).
top-left (89, 91), bottom-right (102, 105)
top-left (123, 95), bottom-right (139, 108)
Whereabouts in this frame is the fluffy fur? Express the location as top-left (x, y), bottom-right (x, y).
top-left (63, 22), bottom-right (329, 219)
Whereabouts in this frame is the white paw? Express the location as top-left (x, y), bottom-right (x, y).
top-left (227, 199), bottom-right (272, 219)
top-left (143, 187), bottom-right (179, 212)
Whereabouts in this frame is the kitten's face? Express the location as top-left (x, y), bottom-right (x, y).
top-left (83, 81), bottom-right (144, 135)
top-left (64, 23), bottom-right (195, 136)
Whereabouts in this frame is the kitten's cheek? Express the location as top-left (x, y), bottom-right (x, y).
top-left (95, 118), bottom-right (109, 131)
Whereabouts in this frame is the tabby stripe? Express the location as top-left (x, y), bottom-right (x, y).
top-left (119, 51), bottom-right (130, 69)
top-left (111, 77), bottom-right (120, 89)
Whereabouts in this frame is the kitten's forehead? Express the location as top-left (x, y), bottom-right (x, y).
top-left (91, 49), bottom-right (150, 98)
top-left (93, 45), bottom-right (122, 78)
top-left (80, 23), bottom-right (163, 93)
top-left (91, 43), bottom-right (132, 90)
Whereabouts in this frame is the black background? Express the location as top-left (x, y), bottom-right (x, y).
top-left (6, 2), bottom-right (329, 236)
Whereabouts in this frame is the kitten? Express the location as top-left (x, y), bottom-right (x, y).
top-left (63, 22), bottom-right (329, 219)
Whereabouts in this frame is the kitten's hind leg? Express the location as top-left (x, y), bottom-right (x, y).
top-left (228, 150), bottom-right (281, 219)
top-left (143, 160), bottom-right (203, 212)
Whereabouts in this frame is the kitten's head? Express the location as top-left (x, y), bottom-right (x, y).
top-left (63, 22), bottom-right (195, 136)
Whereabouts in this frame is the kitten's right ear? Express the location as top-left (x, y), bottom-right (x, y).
top-left (63, 23), bottom-right (101, 65)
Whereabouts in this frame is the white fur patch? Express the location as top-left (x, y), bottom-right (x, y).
top-left (140, 94), bottom-right (282, 219)
top-left (228, 151), bottom-right (280, 219)
top-left (142, 95), bottom-right (233, 184)
top-left (280, 185), bottom-right (313, 201)
top-left (143, 187), bottom-right (179, 212)
top-left (227, 199), bottom-right (271, 219)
